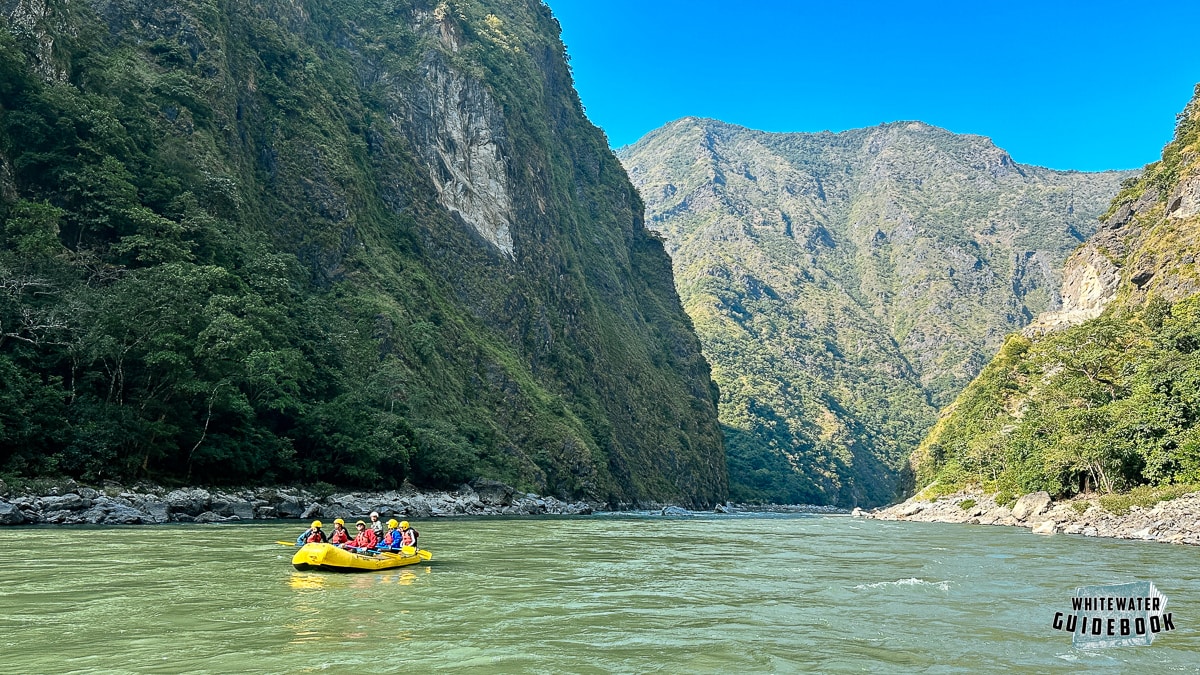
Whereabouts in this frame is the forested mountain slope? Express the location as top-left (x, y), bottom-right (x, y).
top-left (620, 120), bottom-right (1127, 505)
top-left (914, 86), bottom-right (1200, 498)
top-left (0, 0), bottom-right (726, 506)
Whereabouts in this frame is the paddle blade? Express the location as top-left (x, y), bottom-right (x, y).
top-left (276, 541), bottom-right (298, 546)
top-left (400, 545), bottom-right (416, 555)
top-left (418, 549), bottom-right (432, 561)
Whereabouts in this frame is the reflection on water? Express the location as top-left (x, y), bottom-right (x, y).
top-left (1, 518), bottom-right (1198, 673)
top-left (289, 573), bottom-right (327, 590)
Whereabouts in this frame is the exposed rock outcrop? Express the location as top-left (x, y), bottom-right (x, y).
top-left (868, 490), bottom-right (1200, 546)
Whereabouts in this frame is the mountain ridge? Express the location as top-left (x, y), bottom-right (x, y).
top-left (621, 117), bottom-right (1129, 505)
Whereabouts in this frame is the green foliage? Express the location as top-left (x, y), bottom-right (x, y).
top-left (1098, 484), bottom-right (1200, 516)
top-left (622, 116), bottom-right (1125, 507)
top-left (0, 0), bottom-right (725, 504)
top-left (959, 498), bottom-right (976, 511)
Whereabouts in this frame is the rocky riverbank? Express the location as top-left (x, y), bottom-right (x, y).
top-left (860, 490), bottom-right (1200, 545)
top-left (0, 479), bottom-right (597, 526)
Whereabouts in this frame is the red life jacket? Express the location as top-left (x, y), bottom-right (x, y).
top-left (329, 528), bottom-right (349, 544)
top-left (306, 529), bottom-right (326, 543)
top-left (382, 529), bottom-right (403, 547)
top-left (350, 528), bottom-right (377, 549)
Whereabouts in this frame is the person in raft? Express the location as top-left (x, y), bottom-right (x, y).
top-left (327, 518), bottom-right (350, 545)
top-left (297, 520), bottom-right (326, 546)
top-left (342, 519), bottom-right (378, 552)
top-left (369, 511), bottom-right (385, 539)
top-left (378, 519), bottom-right (404, 551)
top-left (400, 520), bottom-right (419, 548)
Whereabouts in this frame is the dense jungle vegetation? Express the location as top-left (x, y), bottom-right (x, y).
top-left (0, 0), bottom-right (726, 505)
top-left (914, 87), bottom-right (1200, 498)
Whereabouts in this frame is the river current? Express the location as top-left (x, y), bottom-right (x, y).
top-left (0, 514), bottom-right (1197, 673)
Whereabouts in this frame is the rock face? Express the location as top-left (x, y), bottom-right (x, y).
top-left (398, 53), bottom-right (514, 258)
top-left (620, 118), bottom-right (1128, 506)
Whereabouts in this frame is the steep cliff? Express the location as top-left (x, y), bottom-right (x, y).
top-left (0, 0), bottom-right (726, 506)
top-left (620, 119), bottom-right (1127, 505)
top-left (915, 85), bottom-right (1200, 497)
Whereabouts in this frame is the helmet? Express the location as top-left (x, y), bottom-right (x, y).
top-left (355, 520), bottom-right (367, 528)
top-left (387, 519), bottom-right (399, 528)
top-left (334, 518), bottom-right (345, 526)
top-left (400, 521), bottom-right (410, 529)
top-left (370, 511), bottom-right (379, 518)
top-left (311, 520), bottom-right (322, 528)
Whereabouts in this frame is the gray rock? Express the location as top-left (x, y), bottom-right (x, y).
top-left (81, 504), bottom-right (144, 525)
top-left (194, 511), bottom-right (224, 523)
top-left (899, 502), bottom-right (925, 517)
top-left (1011, 492), bottom-right (1052, 522)
top-left (228, 501), bottom-right (256, 520)
top-left (1031, 520), bottom-right (1057, 535)
top-left (0, 500), bottom-right (25, 525)
top-left (275, 500), bottom-right (305, 518)
top-left (255, 506), bottom-right (277, 519)
top-left (472, 479), bottom-right (514, 507)
top-left (78, 487), bottom-right (98, 499)
top-left (42, 509), bottom-right (74, 524)
top-left (39, 494), bottom-right (90, 511)
top-left (851, 507), bottom-right (863, 518)
top-left (172, 514), bottom-right (196, 523)
top-left (165, 489), bottom-right (210, 516)
top-left (142, 501), bottom-right (171, 524)
top-left (301, 502), bottom-right (323, 519)
top-left (661, 505), bottom-right (690, 516)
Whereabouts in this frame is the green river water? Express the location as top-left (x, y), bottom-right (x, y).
top-left (0, 514), bottom-right (1197, 673)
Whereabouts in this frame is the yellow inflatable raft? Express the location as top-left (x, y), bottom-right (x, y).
top-left (291, 542), bottom-right (431, 572)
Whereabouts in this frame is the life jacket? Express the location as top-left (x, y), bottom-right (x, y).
top-left (329, 528), bottom-right (349, 544)
top-left (401, 527), bottom-right (417, 547)
top-left (382, 529), bottom-right (403, 548)
top-left (351, 528), bottom-right (377, 549)
top-left (306, 529), bottom-right (326, 543)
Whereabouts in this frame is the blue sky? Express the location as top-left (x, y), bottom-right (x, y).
top-left (542, 0), bottom-right (1200, 171)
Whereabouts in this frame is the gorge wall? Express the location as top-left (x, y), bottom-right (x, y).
top-left (0, 0), bottom-right (726, 506)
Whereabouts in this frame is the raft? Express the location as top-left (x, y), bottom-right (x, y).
top-left (291, 542), bottom-right (430, 572)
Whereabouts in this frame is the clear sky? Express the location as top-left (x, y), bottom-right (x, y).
top-left (542, 0), bottom-right (1200, 172)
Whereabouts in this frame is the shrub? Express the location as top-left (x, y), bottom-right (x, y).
top-left (959, 498), bottom-right (977, 511)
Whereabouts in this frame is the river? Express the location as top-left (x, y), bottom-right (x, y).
top-left (0, 514), bottom-right (1196, 673)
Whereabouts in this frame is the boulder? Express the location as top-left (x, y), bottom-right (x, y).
top-left (851, 507), bottom-right (863, 518)
top-left (274, 499), bottom-right (305, 518)
top-left (0, 500), bottom-right (25, 525)
top-left (194, 511), bottom-right (225, 523)
top-left (1011, 492), bottom-right (1052, 522)
top-left (472, 479), bottom-right (515, 507)
top-left (899, 502), bottom-right (925, 517)
top-left (81, 504), bottom-right (144, 525)
top-left (661, 505), bottom-right (690, 516)
top-left (141, 501), bottom-right (171, 524)
top-left (165, 489), bottom-right (210, 516)
top-left (228, 501), bottom-right (256, 520)
top-left (1031, 520), bottom-right (1057, 535)
top-left (39, 494), bottom-right (90, 511)
top-left (301, 502), bottom-right (323, 519)
top-left (255, 506), bottom-right (277, 519)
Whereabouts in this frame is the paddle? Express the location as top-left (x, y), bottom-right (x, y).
top-left (276, 540), bottom-right (298, 546)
